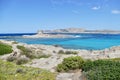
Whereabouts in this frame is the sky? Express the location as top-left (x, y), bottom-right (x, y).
top-left (0, 0), bottom-right (120, 33)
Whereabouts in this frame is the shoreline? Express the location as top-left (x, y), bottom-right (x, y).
top-left (0, 39), bottom-right (120, 59)
top-left (0, 39), bottom-right (120, 79)
top-left (1, 39), bottom-right (120, 50)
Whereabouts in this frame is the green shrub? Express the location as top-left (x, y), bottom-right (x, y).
top-left (7, 56), bottom-right (29, 65)
top-left (82, 59), bottom-right (94, 71)
top-left (57, 64), bottom-right (66, 72)
top-left (17, 45), bottom-right (34, 59)
top-left (37, 54), bottom-right (51, 59)
top-left (58, 50), bottom-right (78, 55)
top-left (82, 59), bottom-right (120, 80)
top-left (65, 51), bottom-right (78, 54)
top-left (82, 59), bottom-right (120, 72)
top-left (12, 41), bottom-right (18, 44)
top-left (17, 45), bottom-right (50, 59)
top-left (53, 50), bottom-right (56, 53)
top-left (16, 57), bottom-right (29, 65)
top-left (7, 56), bottom-right (16, 62)
top-left (58, 50), bottom-right (64, 54)
top-left (0, 43), bottom-right (13, 55)
top-left (56, 56), bottom-right (84, 72)
top-left (84, 65), bottom-right (120, 80)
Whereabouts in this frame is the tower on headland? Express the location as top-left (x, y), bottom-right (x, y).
top-left (37, 30), bottom-right (44, 34)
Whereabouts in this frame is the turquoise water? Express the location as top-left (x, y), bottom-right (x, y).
top-left (1, 33), bottom-right (120, 50)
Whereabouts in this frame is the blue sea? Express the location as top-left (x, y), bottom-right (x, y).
top-left (0, 33), bottom-right (120, 50)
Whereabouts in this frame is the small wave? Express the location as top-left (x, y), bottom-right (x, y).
top-left (75, 35), bottom-right (81, 38)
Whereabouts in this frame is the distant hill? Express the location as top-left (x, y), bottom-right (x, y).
top-left (38, 28), bottom-right (120, 34)
top-left (53, 28), bottom-right (85, 33)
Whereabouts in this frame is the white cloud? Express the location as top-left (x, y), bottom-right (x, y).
top-left (112, 10), bottom-right (120, 14)
top-left (92, 6), bottom-right (100, 10)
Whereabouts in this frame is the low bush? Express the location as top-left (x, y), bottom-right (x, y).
top-left (7, 56), bottom-right (29, 65)
top-left (56, 56), bottom-right (84, 72)
top-left (17, 45), bottom-right (50, 59)
top-left (16, 57), bottom-right (29, 65)
top-left (65, 51), bottom-right (78, 54)
top-left (12, 41), bottom-right (18, 44)
top-left (57, 64), bottom-right (68, 72)
top-left (7, 56), bottom-right (16, 62)
top-left (58, 50), bottom-right (64, 54)
top-left (53, 50), bottom-right (56, 53)
top-left (82, 59), bottom-right (120, 80)
top-left (58, 50), bottom-right (78, 54)
top-left (17, 45), bottom-right (33, 59)
top-left (82, 59), bottom-right (120, 72)
top-left (37, 54), bottom-right (51, 58)
top-left (0, 43), bottom-right (13, 55)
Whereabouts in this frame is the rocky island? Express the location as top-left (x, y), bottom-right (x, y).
top-left (23, 30), bottom-right (74, 38)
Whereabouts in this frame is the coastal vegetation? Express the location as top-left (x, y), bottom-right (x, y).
top-left (82, 59), bottom-right (120, 80)
top-left (17, 45), bottom-right (50, 59)
top-left (6, 55), bottom-right (29, 65)
top-left (16, 57), bottom-right (29, 65)
top-left (7, 56), bottom-right (17, 62)
top-left (0, 42), bottom-right (13, 55)
top-left (12, 41), bottom-right (18, 44)
top-left (17, 45), bottom-right (34, 59)
top-left (56, 56), bottom-right (120, 80)
top-left (58, 50), bottom-right (78, 55)
top-left (56, 56), bottom-right (84, 72)
top-left (5, 45), bottom-right (51, 65)
top-left (0, 60), bottom-right (56, 80)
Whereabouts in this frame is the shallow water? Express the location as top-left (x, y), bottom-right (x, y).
top-left (0, 33), bottom-right (120, 50)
